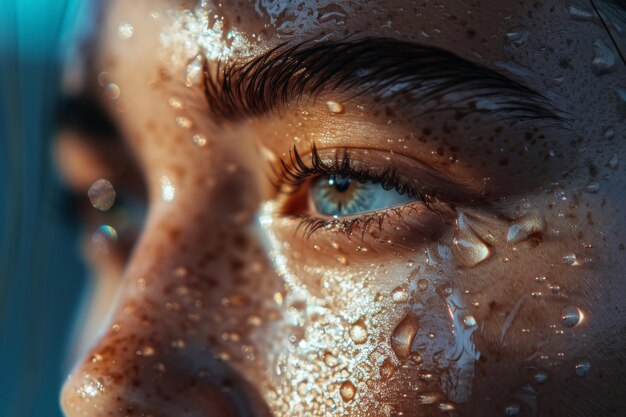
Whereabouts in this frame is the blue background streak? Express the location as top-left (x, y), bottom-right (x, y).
top-left (1, 1), bottom-right (86, 416)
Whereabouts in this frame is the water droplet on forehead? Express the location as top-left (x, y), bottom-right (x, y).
top-left (560, 305), bottom-right (583, 328)
top-left (390, 313), bottom-right (419, 360)
top-left (326, 100), bottom-right (345, 114)
top-left (592, 39), bottom-right (617, 75)
top-left (88, 179), bottom-right (116, 211)
top-left (118, 21), bottom-right (135, 39)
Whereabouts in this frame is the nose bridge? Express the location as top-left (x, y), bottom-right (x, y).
top-left (61, 152), bottom-right (275, 416)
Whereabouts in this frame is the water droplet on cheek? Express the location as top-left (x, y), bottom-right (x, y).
top-left (575, 359), bottom-right (591, 376)
top-left (592, 39), bottom-right (617, 75)
top-left (118, 21), bottom-right (134, 39)
top-left (504, 403), bottom-right (521, 416)
top-left (507, 213), bottom-right (544, 243)
top-left (88, 179), bottom-right (116, 211)
top-left (390, 313), bottom-right (419, 360)
top-left (350, 320), bottom-right (368, 344)
top-left (91, 225), bottom-right (118, 254)
top-left (391, 285), bottom-right (410, 303)
top-left (339, 381), bottom-right (356, 402)
top-left (451, 212), bottom-right (491, 267)
top-left (560, 306), bottom-right (583, 328)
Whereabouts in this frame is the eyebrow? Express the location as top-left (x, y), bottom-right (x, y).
top-left (202, 37), bottom-right (566, 124)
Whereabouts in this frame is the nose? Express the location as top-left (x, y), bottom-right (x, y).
top-left (61, 154), bottom-right (273, 416)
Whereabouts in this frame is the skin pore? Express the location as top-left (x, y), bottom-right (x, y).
top-left (59, 0), bottom-right (626, 416)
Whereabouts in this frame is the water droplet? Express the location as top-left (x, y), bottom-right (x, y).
top-left (417, 278), bottom-right (429, 291)
top-left (452, 212), bottom-right (491, 267)
top-left (76, 375), bottom-right (104, 398)
top-left (186, 55), bottom-right (203, 87)
top-left (549, 284), bottom-right (561, 294)
top-left (504, 403), bottom-right (521, 416)
top-left (379, 357), bottom-right (395, 380)
top-left (326, 100), bottom-right (345, 114)
top-left (569, 5), bottom-right (596, 21)
top-left (438, 402), bottom-right (456, 411)
top-left (160, 176), bottom-right (176, 202)
top-left (585, 182), bottom-right (601, 193)
top-left (118, 21), bottom-right (134, 39)
top-left (97, 71), bottom-right (111, 87)
top-left (350, 320), bottom-right (368, 344)
top-left (604, 127), bottom-right (615, 139)
top-left (505, 28), bottom-right (529, 47)
top-left (592, 39), bottom-right (616, 75)
top-left (533, 370), bottom-right (549, 384)
top-left (562, 253), bottom-right (579, 265)
top-left (168, 96), bottom-right (185, 109)
top-left (463, 315), bottom-right (477, 327)
top-left (391, 313), bottom-right (419, 360)
top-left (507, 212), bottom-right (545, 243)
top-left (171, 339), bottom-right (186, 349)
top-left (91, 225), bottom-right (118, 254)
top-left (324, 352), bottom-right (338, 368)
top-left (104, 83), bottom-right (120, 100)
top-left (141, 346), bottom-right (155, 356)
top-left (176, 116), bottom-right (193, 129)
top-left (535, 276), bottom-right (546, 283)
top-left (192, 134), bottom-right (208, 146)
top-left (417, 392), bottom-right (440, 405)
top-left (337, 255), bottom-right (348, 265)
top-left (575, 359), bottom-right (591, 376)
top-left (88, 179), bottom-right (116, 211)
top-left (391, 285), bottom-right (410, 303)
top-left (560, 305), bottom-right (583, 328)
top-left (609, 153), bottom-right (619, 169)
top-left (339, 380), bottom-right (356, 402)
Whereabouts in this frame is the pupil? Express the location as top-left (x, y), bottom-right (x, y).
top-left (329, 175), bottom-right (351, 192)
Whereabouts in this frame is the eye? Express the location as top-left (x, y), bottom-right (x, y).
top-left (310, 174), bottom-right (415, 217)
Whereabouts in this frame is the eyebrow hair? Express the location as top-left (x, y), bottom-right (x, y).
top-left (202, 37), bottom-right (566, 124)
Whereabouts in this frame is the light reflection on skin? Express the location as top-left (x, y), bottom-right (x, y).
top-left (57, 0), bottom-right (626, 416)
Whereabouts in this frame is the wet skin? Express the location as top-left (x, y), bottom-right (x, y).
top-left (59, 0), bottom-right (626, 416)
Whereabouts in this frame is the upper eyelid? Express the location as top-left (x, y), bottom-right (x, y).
top-left (202, 37), bottom-right (569, 125)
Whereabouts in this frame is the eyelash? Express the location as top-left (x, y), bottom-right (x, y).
top-left (272, 145), bottom-right (443, 238)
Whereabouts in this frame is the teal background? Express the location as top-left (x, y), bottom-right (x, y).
top-left (0, 1), bottom-right (86, 416)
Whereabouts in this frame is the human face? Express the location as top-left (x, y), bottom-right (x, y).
top-left (59, 1), bottom-right (626, 416)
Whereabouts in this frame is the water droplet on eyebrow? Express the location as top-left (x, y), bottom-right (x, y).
top-left (390, 313), bottom-right (419, 360)
top-left (349, 320), bottom-right (368, 344)
top-left (562, 253), bottom-right (579, 266)
top-left (575, 359), bottom-right (591, 376)
top-left (506, 212), bottom-right (544, 243)
top-left (326, 100), bottom-right (345, 114)
top-left (560, 306), bottom-right (584, 328)
top-left (104, 83), bottom-right (120, 100)
top-left (339, 380), bottom-right (356, 402)
top-left (592, 39), bottom-right (617, 75)
top-left (118, 21), bottom-right (135, 39)
top-left (451, 212), bottom-right (491, 267)
top-left (88, 179), bottom-right (116, 211)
